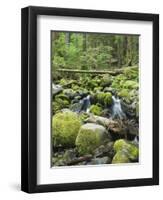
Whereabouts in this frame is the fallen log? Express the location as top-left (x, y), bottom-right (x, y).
top-left (56, 66), bottom-right (138, 76)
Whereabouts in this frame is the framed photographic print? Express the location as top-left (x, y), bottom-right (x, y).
top-left (21, 6), bottom-right (159, 193)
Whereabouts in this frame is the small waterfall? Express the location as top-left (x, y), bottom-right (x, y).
top-left (80, 95), bottom-right (91, 113)
top-left (111, 95), bottom-right (126, 119)
top-left (132, 135), bottom-right (139, 146)
top-left (71, 95), bottom-right (91, 113)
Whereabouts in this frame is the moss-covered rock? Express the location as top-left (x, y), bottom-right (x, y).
top-left (111, 74), bottom-right (127, 90)
top-left (96, 92), bottom-right (112, 106)
top-left (112, 150), bottom-right (130, 164)
top-left (63, 89), bottom-right (76, 99)
top-left (96, 92), bottom-right (106, 104)
top-left (78, 112), bottom-right (90, 123)
top-left (123, 66), bottom-right (138, 80)
top-left (52, 111), bottom-right (81, 147)
top-left (53, 97), bottom-right (70, 113)
top-left (94, 87), bottom-right (103, 92)
top-left (86, 79), bottom-right (98, 89)
top-left (123, 80), bottom-right (138, 89)
top-left (100, 75), bottom-right (112, 87)
top-left (90, 104), bottom-right (102, 116)
top-left (104, 92), bottom-right (112, 106)
top-left (118, 89), bottom-right (129, 98)
top-left (75, 123), bottom-right (107, 155)
top-left (113, 139), bottom-right (139, 161)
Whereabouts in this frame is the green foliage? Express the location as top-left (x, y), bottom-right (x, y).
top-left (51, 32), bottom-right (139, 76)
top-left (80, 46), bottom-right (113, 70)
top-left (53, 93), bottom-right (71, 113)
top-left (90, 104), bottom-right (103, 116)
top-left (52, 111), bottom-right (81, 147)
top-left (123, 80), bottom-right (138, 89)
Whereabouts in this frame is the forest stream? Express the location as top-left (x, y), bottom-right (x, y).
top-left (51, 66), bottom-right (139, 166)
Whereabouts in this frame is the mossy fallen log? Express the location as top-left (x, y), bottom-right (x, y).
top-left (56, 66), bottom-right (138, 76)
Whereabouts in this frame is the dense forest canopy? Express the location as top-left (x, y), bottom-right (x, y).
top-left (51, 32), bottom-right (139, 80)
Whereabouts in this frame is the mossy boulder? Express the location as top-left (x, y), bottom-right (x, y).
top-left (123, 80), bottom-right (138, 89)
top-left (53, 97), bottom-right (70, 113)
top-left (78, 112), bottom-right (90, 123)
top-left (104, 92), bottom-right (112, 106)
top-left (123, 66), bottom-right (138, 80)
top-left (52, 111), bottom-right (81, 147)
top-left (75, 123), bottom-right (108, 155)
top-left (86, 80), bottom-right (98, 89)
top-left (63, 89), bottom-right (76, 99)
top-left (100, 75), bottom-right (112, 87)
top-left (112, 150), bottom-right (130, 164)
top-left (113, 139), bottom-right (139, 161)
top-left (111, 74), bottom-right (127, 90)
top-left (90, 104), bottom-right (102, 116)
top-left (96, 92), bottom-right (112, 106)
top-left (94, 87), bottom-right (103, 92)
top-left (118, 89), bottom-right (129, 98)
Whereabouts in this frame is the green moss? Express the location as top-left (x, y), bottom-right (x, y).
top-left (90, 104), bottom-right (102, 116)
top-left (104, 92), bottom-right (112, 106)
top-left (123, 80), bottom-right (138, 89)
top-left (94, 87), bottom-right (102, 92)
top-left (86, 80), bottom-right (98, 89)
top-left (59, 78), bottom-right (67, 85)
top-left (52, 111), bottom-right (81, 147)
top-left (78, 112), bottom-right (90, 122)
top-left (113, 139), bottom-right (139, 161)
top-left (55, 94), bottom-right (70, 101)
top-left (100, 75), bottom-right (112, 87)
top-left (123, 66), bottom-right (138, 80)
top-left (75, 124), bottom-right (107, 155)
top-left (111, 74), bottom-right (127, 90)
top-left (112, 150), bottom-right (130, 164)
top-left (53, 98), bottom-right (70, 113)
top-left (96, 92), bottom-right (106, 104)
top-left (96, 92), bottom-right (112, 106)
top-left (118, 89), bottom-right (129, 98)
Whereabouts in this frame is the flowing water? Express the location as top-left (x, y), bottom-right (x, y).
top-left (79, 95), bottom-right (91, 113)
top-left (71, 95), bottom-right (91, 113)
top-left (111, 95), bottom-right (126, 119)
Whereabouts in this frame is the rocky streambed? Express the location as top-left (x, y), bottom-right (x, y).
top-left (52, 66), bottom-right (139, 166)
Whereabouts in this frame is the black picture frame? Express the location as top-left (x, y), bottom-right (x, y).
top-left (21, 6), bottom-right (159, 193)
